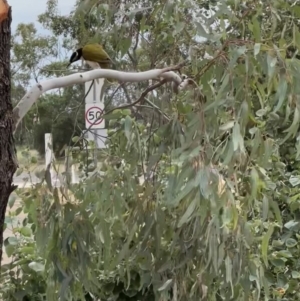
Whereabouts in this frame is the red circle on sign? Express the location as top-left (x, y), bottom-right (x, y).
top-left (85, 106), bottom-right (104, 125)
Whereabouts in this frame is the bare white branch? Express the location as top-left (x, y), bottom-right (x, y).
top-left (13, 67), bottom-right (184, 133)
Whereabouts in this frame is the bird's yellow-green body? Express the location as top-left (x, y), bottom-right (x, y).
top-left (81, 43), bottom-right (113, 69)
top-left (68, 43), bottom-right (114, 69)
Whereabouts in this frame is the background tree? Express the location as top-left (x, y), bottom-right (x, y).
top-left (32, 86), bottom-right (85, 157)
top-left (10, 20), bottom-right (86, 154)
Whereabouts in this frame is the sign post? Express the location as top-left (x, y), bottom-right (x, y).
top-left (84, 78), bottom-right (107, 148)
top-left (45, 133), bottom-right (61, 187)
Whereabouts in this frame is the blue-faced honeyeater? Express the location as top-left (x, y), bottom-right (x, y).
top-left (67, 43), bottom-right (114, 69)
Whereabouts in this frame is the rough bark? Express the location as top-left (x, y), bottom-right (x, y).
top-left (0, 6), bottom-right (18, 265)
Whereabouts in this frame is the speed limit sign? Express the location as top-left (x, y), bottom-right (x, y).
top-left (85, 104), bottom-right (104, 129)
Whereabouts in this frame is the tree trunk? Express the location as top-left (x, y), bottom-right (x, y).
top-left (0, 5), bottom-right (17, 265)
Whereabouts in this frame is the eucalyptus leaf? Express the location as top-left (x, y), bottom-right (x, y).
top-left (292, 271), bottom-right (300, 279)
top-left (262, 224), bottom-right (274, 267)
top-left (254, 43), bottom-right (261, 56)
top-left (158, 279), bottom-right (173, 291)
top-left (177, 198), bottom-right (197, 228)
top-left (219, 121), bottom-right (235, 131)
top-left (28, 261), bottom-right (45, 273)
top-left (273, 77), bottom-right (288, 113)
top-left (124, 115), bottom-right (132, 141)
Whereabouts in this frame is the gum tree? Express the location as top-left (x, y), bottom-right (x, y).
top-left (0, 0), bottom-right (17, 264)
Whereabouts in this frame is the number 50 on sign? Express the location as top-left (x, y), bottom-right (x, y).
top-left (85, 104), bottom-right (104, 129)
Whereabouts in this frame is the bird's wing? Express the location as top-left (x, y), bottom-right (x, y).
top-left (94, 44), bottom-right (113, 62)
top-left (83, 43), bottom-right (112, 64)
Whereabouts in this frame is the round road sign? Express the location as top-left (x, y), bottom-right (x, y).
top-left (85, 106), bottom-right (104, 125)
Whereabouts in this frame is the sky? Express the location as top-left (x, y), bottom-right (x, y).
top-left (9, 0), bottom-right (76, 32)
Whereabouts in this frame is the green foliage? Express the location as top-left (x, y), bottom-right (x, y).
top-left (1, 210), bottom-right (47, 300)
top-left (12, 23), bottom-right (57, 86)
top-left (7, 0), bottom-right (300, 300)
top-left (10, 20), bottom-right (86, 151)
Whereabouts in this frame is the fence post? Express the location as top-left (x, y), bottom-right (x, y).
top-left (45, 133), bottom-right (60, 188)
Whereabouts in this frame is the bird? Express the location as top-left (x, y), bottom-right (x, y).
top-left (67, 43), bottom-right (114, 70)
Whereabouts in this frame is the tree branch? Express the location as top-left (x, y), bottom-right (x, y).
top-left (13, 65), bottom-right (185, 133)
top-left (104, 79), bottom-right (169, 115)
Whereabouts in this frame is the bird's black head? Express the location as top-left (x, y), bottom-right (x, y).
top-left (67, 48), bottom-right (83, 67)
